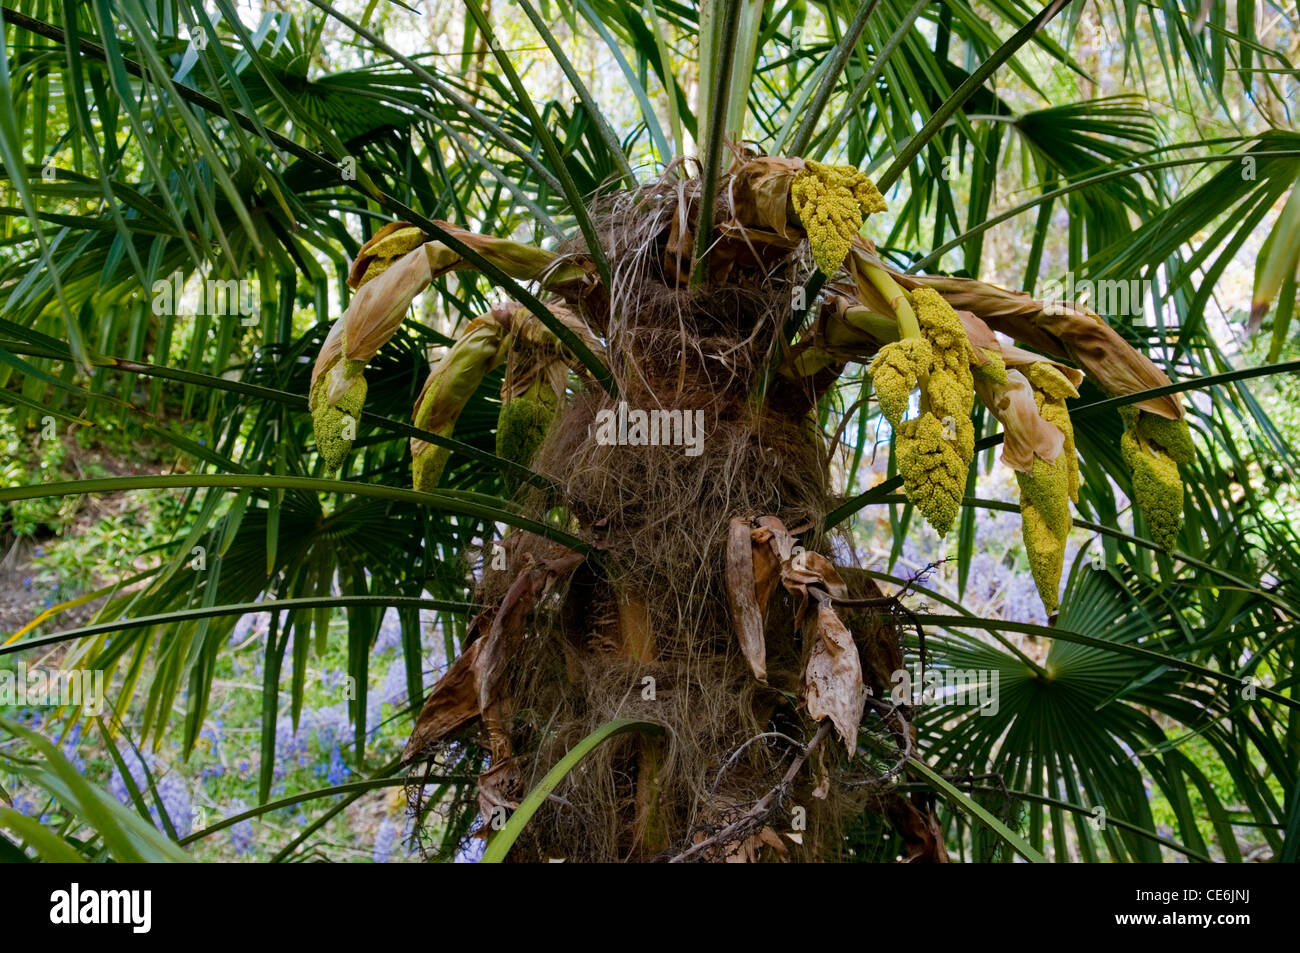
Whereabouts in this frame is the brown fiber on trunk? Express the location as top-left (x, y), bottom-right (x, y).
top-left (402, 156), bottom-right (961, 861)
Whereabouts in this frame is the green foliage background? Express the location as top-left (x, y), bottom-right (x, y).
top-left (0, 0), bottom-right (1298, 862)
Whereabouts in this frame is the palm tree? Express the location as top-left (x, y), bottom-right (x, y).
top-left (1, 0), bottom-right (1298, 863)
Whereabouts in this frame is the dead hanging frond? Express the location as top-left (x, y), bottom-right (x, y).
top-left (727, 514), bottom-right (931, 757)
top-left (402, 547), bottom-right (585, 825)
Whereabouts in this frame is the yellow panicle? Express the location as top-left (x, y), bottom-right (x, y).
top-left (1026, 363), bottom-right (1080, 504)
top-left (1037, 399), bottom-right (1078, 503)
top-left (1024, 361), bottom-right (1080, 401)
top-left (1016, 459), bottom-right (1070, 615)
top-left (311, 370), bottom-right (366, 471)
top-left (356, 226), bottom-right (428, 288)
top-left (911, 288), bottom-right (975, 417)
top-left (1121, 428), bottom-right (1183, 550)
top-left (1139, 413), bottom-right (1196, 464)
top-left (411, 442), bottom-right (449, 494)
top-left (868, 338), bottom-right (932, 427)
top-left (496, 377), bottom-right (558, 492)
top-left (884, 288), bottom-right (977, 536)
top-left (973, 346), bottom-right (1008, 385)
top-left (791, 160), bottom-right (887, 276)
top-left (409, 316), bottom-right (510, 492)
top-left (896, 413), bottom-right (967, 537)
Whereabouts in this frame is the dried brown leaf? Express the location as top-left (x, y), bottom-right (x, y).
top-left (999, 342), bottom-right (1085, 390)
top-left (477, 758), bottom-right (523, 820)
top-left (401, 549), bottom-right (584, 767)
top-left (957, 309), bottom-right (1000, 356)
top-left (731, 156), bottom-right (804, 238)
top-left (804, 601), bottom-right (866, 755)
top-left (812, 746), bottom-right (831, 800)
top-left (401, 638), bottom-right (484, 764)
top-left (974, 368), bottom-right (1066, 473)
top-left (1033, 304), bottom-right (1181, 418)
top-left (758, 825), bottom-right (790, 860)
top-left (725, 518), bottom-right (769, 682)
top-left (342, 246), bottom-right (434, 366)
top-left (885, 792), bottom-right (951, 863)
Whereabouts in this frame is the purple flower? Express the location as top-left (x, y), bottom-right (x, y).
top-left (374, 609), bottom-right (403, 654)
top-left (108, 754), bottom-right (147, 803)
top-left (107, 749), bottom-right (191, 835)
top-left (59, 724), bottom-right (86, 773)
top-left (381, 660), bottom-right (407, 707)
top-left (325, 745), bottom-right (350, 786)
top-left (227, 803), bottom-right (255, 855)
top-left (199, 722), bottom-right (223, 759)
top-left (454, 838), bottom-right (486, 863)
top-left (229, 612), bottom-right (268, 646)
top-left (1001, 572), bottom-right (1048, 626)
top-left (421, 613), bottom-right (446, 654)
top-left (372, 819), bottom-right (397, 863)
top-left (13, 792), bottom-right (40, 817)
top-left (274, 714), bottom-right (311, 775)
top-left (156, 773), bottom-right (193, 836)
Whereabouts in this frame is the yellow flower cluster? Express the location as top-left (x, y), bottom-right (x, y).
top-left (496, 377), bottom-right (558, 492)
top-left (867, 338), bottom-right (933, 427)
top-left (1121, 430), bottom-right (1183, 550)
top-left (1016, 455), bottom-right (1071, 614)
top-left (973, 347), bottom-right (1008, 386)
top-left (790, 160), bottom-right (887, 276)
top-left (411, 444), bottom-right (445, 494)
top-left (310, 371), bottom-right (366, 472)
top-left (1119, 409), bottom-right (1189, 551)
top-left (913, 289), bottom-right (975, 466)
top-left (356, 226), bottom-right (427, 287)
top-left (310, 226), bottom-right (432, 471)
top-left (1013, 362), bottom-right (1081, 613)
top-left (896, 414), bottom-right (969, 536)
top-left (1138, 412), bottom-right (1196, 464)
top-left (878, 288), bottom-right (977, 537)
top-left (1025, 362), bottom-right (1080, 502)
top-left (309, 321), bottom-right (372, 470)
top-left (410, 317), bottom-right (510, 492)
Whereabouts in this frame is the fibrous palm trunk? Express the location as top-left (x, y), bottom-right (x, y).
top-left (310, 152), bottom-right (1190, 862)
